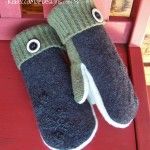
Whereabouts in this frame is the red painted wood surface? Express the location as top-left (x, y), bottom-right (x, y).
top-left (0, 17), bottom-right (46, 40)
top-left (128, 47), bottom-right (150, 150)
top-left (129, 0), bottom-right (150, 47)
top-left (105, 20), bottom-right (132, 43)
top-left (0, 0), bottom-right (22, 18)
top-left (147, 86), bottom-right (150, 105)
top-left (0, 41), bottom-right (137, 150)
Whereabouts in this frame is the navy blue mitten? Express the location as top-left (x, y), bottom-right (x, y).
top-left (11, 24), bottom-right (98, 149)
top-left (48, 0), bottom-right (139, 128)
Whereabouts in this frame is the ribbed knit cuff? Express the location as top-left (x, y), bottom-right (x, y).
top-left (48, 0), bottom-right (103, 44)
top-left (11, 24), bottom-right (63, 69)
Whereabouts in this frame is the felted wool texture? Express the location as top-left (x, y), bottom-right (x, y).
top-left (71, 26), bottom-right (139, 124)
top-left (21, 49), bottom-right (96, 149)
top-left (11, 24), bottom-right (97, 149)
top-left (48, 0), bottom-right (139, 125)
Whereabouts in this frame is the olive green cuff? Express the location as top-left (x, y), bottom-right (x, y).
top-left (11, 23), bottom-right (64, 69)
top-left (48, 0), bottom-right (103, 44)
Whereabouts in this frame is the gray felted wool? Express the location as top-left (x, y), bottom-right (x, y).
top-left (11, 24), bottom-right (98, 149)
top-left (48, 0), bottom-right (139, 128)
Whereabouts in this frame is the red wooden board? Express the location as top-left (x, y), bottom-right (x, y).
top-left (148, 86), bottom-right (150, 102)
top-left (0, 41), bottom-right (137, 150)
top-left (128, 47), bottom-right (150, 150)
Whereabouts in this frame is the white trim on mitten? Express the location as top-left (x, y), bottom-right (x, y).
top-left (77, 63), bottom-right (90, 104)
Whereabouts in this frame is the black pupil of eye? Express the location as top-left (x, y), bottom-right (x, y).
top-left (95, 11), bottom-right (101, 19)
top-left (29, 42), bottom-right (38, 51)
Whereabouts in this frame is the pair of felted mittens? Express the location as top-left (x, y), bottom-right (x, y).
top-left (11, 0), bottom-right (139, 149)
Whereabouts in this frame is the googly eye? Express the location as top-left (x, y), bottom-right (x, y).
top-left (92, 8), bottom-right (103, 23)
top-left (26, 39), bottom-right (40, 53)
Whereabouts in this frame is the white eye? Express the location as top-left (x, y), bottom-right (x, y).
top-left (92, 8), bottom-right (103, 23)
top-left (26, 39), bottom-right (40, 53)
